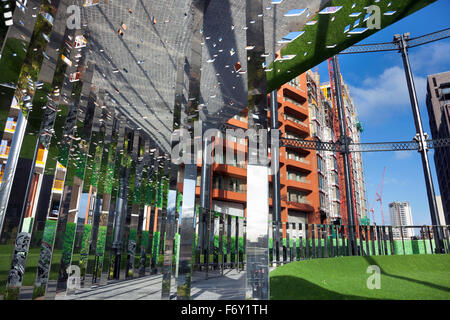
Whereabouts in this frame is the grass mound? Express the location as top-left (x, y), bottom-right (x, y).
top-left (270, 254), bottom-right (450, 300)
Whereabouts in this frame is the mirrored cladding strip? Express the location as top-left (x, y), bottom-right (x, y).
top-left (92, 106), bottom-right (120, 286)
top-left (113, 125), bottom-right (137, 280)
top-left (100, 114), bottom-right (126, 285)
top-left (109, 118), bottom-right (130, 280)
top-left (245, 0), bottom-right (270, 301)
top-left (0, 0), bottom-right (44, 48)
top-left (0, 0), bottom-right (49, 133)
top-left (161, 188), bottom-right (177, 299)
top-left (161, 48), bottom-right (188, 299)
top-left (56, 84), bottom-right (102, 293)
top-left (41, 60), bottom-right (98, 299)
top-left (15, 31), bottom-right (90, 300)
top-left (175, 0), bottom-right (209, 300)
top-left (84, 97), bottom-right (117, 288)
top-left (146, 147), bottom-right (161, 274)
top-left (156, 157), bottom-right (170, 275)
top-left (123, 130), bottom-right (141, 279)
top-left (0, 0), bottom-right (66, 237)
top-left (125, 131), bottom-right (148, 279)
top-left (136, 136), bottom-right (151, 277)
top-left (67, 89), bottom-right (107, 293)
top-left (176, 163), bottom-right (197, 300)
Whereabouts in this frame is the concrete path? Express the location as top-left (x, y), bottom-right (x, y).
top-left (55, 269), bottom-right (246, 300)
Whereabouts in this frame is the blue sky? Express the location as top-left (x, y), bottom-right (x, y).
top-left (316, 0), bottom-right (450, 226)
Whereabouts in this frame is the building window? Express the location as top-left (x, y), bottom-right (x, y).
top-left (287, 170), bottom-right (307, 183)
top-left (288, 190), bottom-right (309, 204)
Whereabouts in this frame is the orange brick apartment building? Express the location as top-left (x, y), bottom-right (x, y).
top-left (176, 69), bottom-right (368, 228)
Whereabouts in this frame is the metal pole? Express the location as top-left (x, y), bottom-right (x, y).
top-left (270, 90), bottom-right (281, 265)
top-left (332, 56), bottom-right (357, 255)
top-left (244, 0), bottom-right (270, 300)
top-left (199, 134), bottom-right (212, 274)
top-left (0, 111), bottom-right (27, 233)
top-left (395, 33), bottom-right (444, 253)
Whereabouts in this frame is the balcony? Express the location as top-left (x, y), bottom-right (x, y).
top-left (285, 178), bottom-right (311, 192)
top-left (0, 145), bottom-right (10, 159)
top-left (284, 114), bottom-right (309, 127)
top-left (52, 179), bottom-right (64, 193)
top-left (284, 118), bottom-right (309, 136)
top-left (227, 117), bottom-right (248, 130)
top-left (283, 85), bottom-right (307, 103)
top-left (211, 188), bottom-right (246, 203)
top-left (4, 120), bottom-right (17, 133)
top-left (284, 157), bottom-right (311, 172)
top-left (213, 163), bottom-right (246, 178)
top-left (36, 147), bottom-right (46, 167)
top-left (286, 200), bottom-right (314, 212)
top-left (283, 96), bottom-right (308, 114)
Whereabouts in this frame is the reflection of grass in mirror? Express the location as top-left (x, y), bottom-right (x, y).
top-left (0, 244), bottom-right (14, 297)
top-left (20, 83), bottom-right (52, 159)
top-left (0, 245), bottom-right (60, 297)
top-left (0, 38), bottom-right (28, 84)
top-left (62, 223), bottom-right (77, 267)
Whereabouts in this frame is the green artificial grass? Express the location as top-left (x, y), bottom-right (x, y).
top-left (270, 254), bottom-right (450, 300)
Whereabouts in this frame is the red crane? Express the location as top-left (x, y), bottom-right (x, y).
top-left (369, 199), bottom-right (376, 225)
top-left (375, 167), bottom-right (386, 225)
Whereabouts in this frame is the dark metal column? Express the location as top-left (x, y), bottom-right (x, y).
top-left (395, 33), bottom-right (443, 253)
top-left (199, 134), bottom-right (213, 274)
top-left (331, 56), bottom-right (357, 255)
top-left (270, 90), bottom-right (281, 265)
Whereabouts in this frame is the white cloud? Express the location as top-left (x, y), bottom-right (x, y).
top-left (394, 151), bottom-right (413, 160)
top-left (347, 40), bottom-right (450, 124)
top-left (348, 66), bottom-right (427, 123)
top-left (409, 41), bottom-right (450, 74)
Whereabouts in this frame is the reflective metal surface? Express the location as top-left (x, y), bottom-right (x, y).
top-left (0, 0), bottom-right (443, 301)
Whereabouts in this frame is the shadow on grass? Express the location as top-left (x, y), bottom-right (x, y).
top-left (270, 275), bottom-right (377, 300)
top-left (362, 255), bottom-right (450, 294)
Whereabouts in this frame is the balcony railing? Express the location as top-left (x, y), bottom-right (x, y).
top-left (284, 115), bottom-right (308, 128)
top-left (36, 148), bottom-right (46, 165)
top-left (5, 121), bottom-right (17, 133)
top-left (0, 145), bottom-right (10, 158)
top-left (214, 185), bottom-right (246, 194)
top-left (286, 154), bottom-right (310, 164)
top-left (287, 198), bottom-right (311, 205)
top-left (284, 96), bottom-right (306, 109)
top-left (53, 179), bottom-right (64, 191)
top-left (287, 175), bottom-right (310, 184)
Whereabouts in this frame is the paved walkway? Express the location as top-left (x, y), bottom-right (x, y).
top-left (55, 269), bottom-right (246, 300)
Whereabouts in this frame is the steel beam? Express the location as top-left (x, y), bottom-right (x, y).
top-left (332, 56), bottom-right (357, 255)
top-left (395, 33), bottom-right (444, 253)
